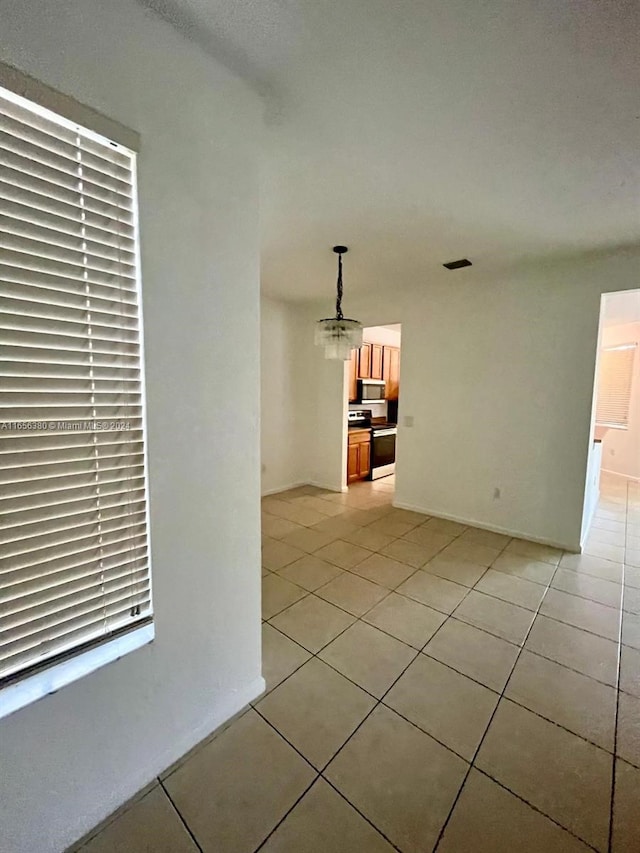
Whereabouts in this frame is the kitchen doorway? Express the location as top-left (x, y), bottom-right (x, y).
top-left (345, 324), bottom-right (401, 496)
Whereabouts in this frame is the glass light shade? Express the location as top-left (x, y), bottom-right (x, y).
top-left (315, 318), bottom-right (363, 360)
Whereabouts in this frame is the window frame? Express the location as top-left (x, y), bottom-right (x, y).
top-left (595, 342), bottom-right (637, 431)
top-left (0, 62), bottom-right (153, 720)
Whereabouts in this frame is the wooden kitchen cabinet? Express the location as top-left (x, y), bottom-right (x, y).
top-left (347, 429), bottom-right (371, 483)
top-left (347, 443), bottom-right (360, 483)
top-left (371, 344), bottom-right (384, 380)
top-left (348, 348), bottom-right (358, 402)
top-left (351, 342), bottom-right (399, 397)
top-left (383, 345), bottom-right (400, 400)
top-left (359, 343), bottom-right (372, 378)
top-left (358, 438), bottom-right (371, 477)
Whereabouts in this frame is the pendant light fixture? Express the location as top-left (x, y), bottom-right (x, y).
top-left (315, 245), bottom-right (363, 360)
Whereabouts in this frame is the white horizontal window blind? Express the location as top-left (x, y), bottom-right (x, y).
top-left (595, 343), bottom-right (636, 429)
top-left (0, 84), bottom-right (152, 687)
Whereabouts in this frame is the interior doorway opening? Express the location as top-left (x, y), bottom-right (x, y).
top-left (583, 289), bottom-right (640, 544)
top-left (344, 324), bottom-right (401, 498)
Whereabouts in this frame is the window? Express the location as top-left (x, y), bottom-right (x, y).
top-left (595, 343), bottom-right (637, 429)
top-left (0, 73), bottom-right (152, 716)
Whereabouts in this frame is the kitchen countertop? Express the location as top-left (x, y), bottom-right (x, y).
top-left (348, 422), bottom-right (397, 431)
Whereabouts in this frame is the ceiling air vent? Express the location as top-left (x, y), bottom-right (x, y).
top-left (443, 258), bottom-right (472, 270)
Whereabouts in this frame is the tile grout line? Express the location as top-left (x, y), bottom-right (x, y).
top-left (426, 630), bottom-right (617, 689)
top-left (157, 777), bottom-right (205, 853)
top-left (266, 529), bottom-right (565, 719)
top-left (312, 541), bottom-right (606, 853)
top-left (255, 537), bottom-right (514, 849)
top-left (413, 655), bottom-right (620, 756)
top-left (261, 486), bottom-right (620, 850)
top-left (606, 479), bottom-right (629, 853)
top-left (265, 533), bottom-right (628, 756)
top-left (267, 570), bottom-right (626, 651)
top-left (261, 587), bottom-right (426, 702)
top-left (267, 515), bottom-right (623, 633)
top-left (431, 554), bottom-right (590, 852)
top-left (267, 495), bottom-right (631, 586)
top-left (523, 609), bottom-right (620, 644)
top-left (417, 544), bottom-right (612, 851)
top-left (249, 718), bottom-right (404, 853)
top-left (323, 777), bottom-right (407, 853)
top-left (470, 768), bottom-right (601, 853)
top-left (252, 672), bottom-right (411, 852)
top-left (80, 483), bottom-right (627, 851)
top-left (256, 687), bottom-right (603, 853)
top-left (265, 516), bottom-right (510, 633)
top-left (246, 752), bottom-right (321, 853)
top-left (261, 527), bottom-right (504, 703)
top-left (268, 486), bottom-right (623, 849)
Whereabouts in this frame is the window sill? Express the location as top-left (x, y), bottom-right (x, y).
top-left (595, 423), bottom-right (628, 431)
top-left (0, 623), bottom-right (154, 721)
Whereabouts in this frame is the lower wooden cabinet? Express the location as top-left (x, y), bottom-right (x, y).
top-left (358, 438), bottom-right (371, 478)
top-left (347, 429), bottom-right (371, 483)
top-left (347, 443), bottom-right (360, 482)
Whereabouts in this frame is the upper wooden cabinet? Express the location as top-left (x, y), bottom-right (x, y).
top-left (349, 342), bottom-right (401, 400)
top-left (359, 343), bottom-right (372, 379)
top-left (383, 345), bottom-right (400, 400)
top-left (371, 344), bottom-right (384, 380)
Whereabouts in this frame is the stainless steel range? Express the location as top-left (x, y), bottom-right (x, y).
top-left (370, 423), bottom-right (397, 479)
top-left (347, 410), bottom-right (397, 480)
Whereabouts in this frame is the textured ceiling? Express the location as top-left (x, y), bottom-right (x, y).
top-left (142, 0), bottom-right (640, 301)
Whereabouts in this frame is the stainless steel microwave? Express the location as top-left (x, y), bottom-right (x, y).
top-left (358, 379), bottom-right (386, 402)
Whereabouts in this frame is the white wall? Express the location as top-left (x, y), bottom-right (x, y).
top-left (261, 296), bottom-right (305, 494)
top-left (0, 3), bottom-right (263, 852)
top-left (582, 440), bottom-right (603, 543)
top-left (599, 321), bottom-right (640, 480)
top-left (287, 249), bottom-right (640, 550)
top-left (307, 350), bottom-right (348, 492)
top-left (260, 300), bottom-right (349, 495)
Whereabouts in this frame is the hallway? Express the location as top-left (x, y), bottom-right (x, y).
top-left (77, 476), bottom-right (638, 852)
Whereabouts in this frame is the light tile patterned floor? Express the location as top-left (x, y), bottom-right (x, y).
top-left (75, 474), bottom-right (640, 853)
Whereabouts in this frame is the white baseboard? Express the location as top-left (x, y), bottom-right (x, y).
top-left (67, 675), bottom-right (265, 853)
top-left (153, 676), bottom-right (266, 777)
top-left (261, 481), bottom-right (307, 497)
top-left (262, 480), bottom-right (347, 497)
top-left (392, 498), bottom-right (578, 552)
top-left (308, 480), bottom-right (346, 493)
top-left (600, 467), bottom-right (640, 482)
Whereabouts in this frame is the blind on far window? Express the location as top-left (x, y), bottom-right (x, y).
top-left (595, 343), bottom-right (636, 429)
top-left (0, 84), bottom-right (152, 686)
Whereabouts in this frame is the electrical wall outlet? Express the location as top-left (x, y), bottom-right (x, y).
top-left (403, 415), bottom-right (414, 428)
top-left (493, 487), bottom-right (501, 500)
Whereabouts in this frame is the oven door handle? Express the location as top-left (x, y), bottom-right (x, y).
top-left (373, 429), bottom-right (397, 437)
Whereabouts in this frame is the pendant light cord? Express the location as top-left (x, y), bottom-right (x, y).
top-left (336, 252), bottom-right (344, 320)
